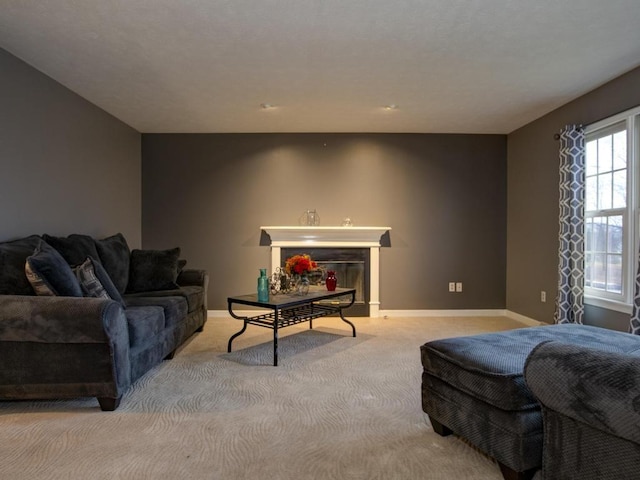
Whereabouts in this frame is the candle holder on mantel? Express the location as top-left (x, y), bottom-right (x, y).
top-left (299, 209), bottom-right (320, 226)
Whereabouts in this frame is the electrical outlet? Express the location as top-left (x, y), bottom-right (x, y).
top-left (456, 282), bottom-right (463, 293)
top-left (448, 282), bottom-right (456, 292)
top-left (541, 291), bottom-right (546, 303)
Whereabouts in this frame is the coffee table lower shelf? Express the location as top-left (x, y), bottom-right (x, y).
top-left (227, 288), bottom-right (356, 366)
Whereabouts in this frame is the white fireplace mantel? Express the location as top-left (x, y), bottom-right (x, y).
top-left (260, 226), bottom-right (391, 317)
top-left (261, 226), bottom-right (390, 247)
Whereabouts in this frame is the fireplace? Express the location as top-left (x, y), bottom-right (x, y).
top-left (261, 226), bottom-right (391, 317)
top-left (281, 247), bottom-right (370, 316)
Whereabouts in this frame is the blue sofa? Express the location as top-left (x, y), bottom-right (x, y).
top-left (0, 233), bottom-right (208, 411)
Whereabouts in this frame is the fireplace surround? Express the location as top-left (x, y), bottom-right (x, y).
top-left (260, 226), bottom-right (391, 317)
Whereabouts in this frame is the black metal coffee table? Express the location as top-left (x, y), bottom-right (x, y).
top-left (227, 288), bottom-right (356, 365)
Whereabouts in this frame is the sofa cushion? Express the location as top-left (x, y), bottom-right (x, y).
top-left (421, 324), bottom-right (640, 412)
top-left (124, 296), bottom-right (188, 327)
top-left (95, 233), bottom-right (130, 295)
top-left (125, 286), bottom-right (203, 313)
top-left (74, 257), bottom-right (125, 306)
top-left (42, 234), bottom-right (100, 267)
top-left (0, 235), bottom-right (41, 295)
top-left (127, 248), bottom-right (180, 293)
top-left (125, 306), bottom-right (165, 349)
top-left (25, 241), bottom-right (83, 297)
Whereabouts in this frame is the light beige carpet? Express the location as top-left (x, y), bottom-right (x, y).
top-left (1, 315), bottom-right (531, 479)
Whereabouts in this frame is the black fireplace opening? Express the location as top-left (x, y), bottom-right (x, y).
top-left (281, 247), bottom-right (370, 316)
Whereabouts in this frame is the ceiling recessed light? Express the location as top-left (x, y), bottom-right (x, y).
top-left (260, 103), bottom-right (274, 109)
top-left (384, 104), bottom-right (398, 110)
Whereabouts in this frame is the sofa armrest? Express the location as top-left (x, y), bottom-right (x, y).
top-left (0, 294), bottom-right (132, 399)
top-left (177, 269), bottom-right (208, 310)
top-left (524, 340), bottom-right (640, 444)
top-left (177, 268), bottom-right (207, 287)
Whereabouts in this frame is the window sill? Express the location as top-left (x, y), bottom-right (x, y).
top-left (584, 296), bottom-right (632, 314)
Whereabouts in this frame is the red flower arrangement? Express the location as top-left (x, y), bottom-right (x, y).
top-left (285, 254), bottom-right (317, 276)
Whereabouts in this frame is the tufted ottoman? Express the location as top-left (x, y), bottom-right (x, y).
top-left (420, 324), bottom-right (640, 480)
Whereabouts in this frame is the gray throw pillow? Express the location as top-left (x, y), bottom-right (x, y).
top-left (95, 233), bottom-right (130, 294)
top-left (25, 241), bottom-right (83, 297)
top-left (127, 247), bottom-right (181, 293)
top-left (0, 235), bottom-right (42, 295)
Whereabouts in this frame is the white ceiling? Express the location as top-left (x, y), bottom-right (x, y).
top-left (1, 1), bottom-right (640, 134)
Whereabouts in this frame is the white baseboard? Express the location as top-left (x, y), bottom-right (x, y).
top-left (208, 310), bottom-right (264, 318)
top-left (378, 309), bottom-right (508, 318)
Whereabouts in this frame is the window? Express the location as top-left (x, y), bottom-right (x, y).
top-left (584, 107), bottom-right (640, 313)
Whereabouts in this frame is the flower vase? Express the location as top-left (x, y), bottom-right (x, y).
top-left (293, 273), bottom-right (310, 295)
top-left (325, 270), bottom-right (337, 291)
top-left (257, 268), bottom-right (269, 302)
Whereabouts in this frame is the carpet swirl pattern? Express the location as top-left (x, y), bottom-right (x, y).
top-left (0, 315), bottom-right (526, 479)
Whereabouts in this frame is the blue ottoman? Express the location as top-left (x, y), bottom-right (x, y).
top-left (420, 324), bottom-right (640, 480)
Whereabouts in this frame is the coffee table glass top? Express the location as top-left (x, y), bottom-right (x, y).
top-left (228, 287), bottom-right (355, 309)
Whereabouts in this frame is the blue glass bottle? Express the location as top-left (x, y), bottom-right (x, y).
top-left (257, 268), bottom-right (269, 302)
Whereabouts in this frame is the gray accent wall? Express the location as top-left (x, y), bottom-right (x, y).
top-left (507, 66), bottom-right (640, 330)
top-left (0, 48), bottom-right (141, 246)
top-left (142, 133), bottom-right (506, 311)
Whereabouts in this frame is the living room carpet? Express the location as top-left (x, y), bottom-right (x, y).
top-left (0, 314), bottom-right (531, 479)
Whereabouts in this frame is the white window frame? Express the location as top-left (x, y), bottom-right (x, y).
top-left (584, 106), bottom-right (640, 314)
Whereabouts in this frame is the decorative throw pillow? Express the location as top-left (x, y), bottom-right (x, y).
top-left (0, 235), bottom-right (42, 295)
top-left (74, 258), bottom-right (110, 300)
top-left (74, 256), bottom-right (125, 306)
top-left (42, 234), bottom-right (100, 267)
top-left (127, 247), bottom-right (181, 293)
top-left (25, 241), bottom-right (83, 297)
top-left (25, 261), bottom-right (55, 296)
top-left (95, 233), bottom-right (130, 294)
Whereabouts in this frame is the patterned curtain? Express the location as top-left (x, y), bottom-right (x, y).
top-left (629, 255), bottom-right (640, 334)
top-left (554, 125), bottom-right (585, 325)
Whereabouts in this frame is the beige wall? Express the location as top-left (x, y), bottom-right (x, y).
top-left (507, 66), bottom-right (640, 330)
top-left (142, 133), bottom-right (507, 311)
top-left (0, 48), bottom-right (141, 246)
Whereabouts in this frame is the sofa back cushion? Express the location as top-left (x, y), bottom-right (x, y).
top-left (0, 235), bottom-right (42, 295)
top-left (25, 241), bottom-right (83, 297)
top-left (95, 233), bottom-right (131, 294)
top-left (42, 234), bottom-right (100, 267)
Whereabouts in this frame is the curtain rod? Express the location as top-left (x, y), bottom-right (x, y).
top-left (554, 125), bottom-right (584, 140)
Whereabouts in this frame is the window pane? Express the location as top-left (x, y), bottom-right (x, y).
top-left (585, 176), bottom-right (598, 211)
top-left (598, 136), bottom-right (612, 173)
top-left (613, 130), bottom-right (627, 170)
top-left (608, 216), bottom-right (623, 254)
top-left (607, 254), bottom-right (622, 293)
top-left (586, 140), bottom-right (598, 176)
top-left (613, 170), bottom-right (626, 208)
top-left (592, 217), bottom-right (606, 252)
top-left (585, 252), bottom-right (592, 287)
top-left (592, 253), bottom-right (606, 290)
top-left (598, 172), bottom-right (612, 209)
top-left (585, 219), bottom-right (593, 251)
